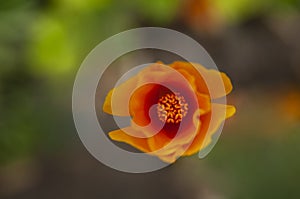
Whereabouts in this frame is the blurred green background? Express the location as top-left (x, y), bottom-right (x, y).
top-left (1, 0), bottom-right (300, 198)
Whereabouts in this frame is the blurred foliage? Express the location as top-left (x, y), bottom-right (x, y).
top-left (0, 0), bottom-right (183, 165)
top-left (214, 0), bottom-right (300, 24)
top-left (128, 0), bottom-right (180, 24)
top-left (207, 127), bottom-right (300, 198)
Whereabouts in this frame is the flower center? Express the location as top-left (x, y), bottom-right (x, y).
top-left (157, 92), bottom-right (188, 124)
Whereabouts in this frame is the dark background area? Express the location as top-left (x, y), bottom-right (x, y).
top-left (1, 0), bottom-right (300, 198)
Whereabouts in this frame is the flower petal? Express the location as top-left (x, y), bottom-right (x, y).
top-left (103, 76), bottom-right (139, 116)
top-left (170, 61), bottom-right (233, 99)
top-left (108, 127), bottom-right (151, 152)
top-left (197, 92), bottom-right (211, 115)
top-left (129, 63), bottom-right (198, 127)
top-left (183, 103), bottom-right (236, 156)
top-left (147, 109), bottom-right (202, 156)
top-left (129, 84), bottom-right (163, 126)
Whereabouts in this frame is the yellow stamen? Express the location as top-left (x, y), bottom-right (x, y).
top-left (157, 92), bottom-right (188, 124)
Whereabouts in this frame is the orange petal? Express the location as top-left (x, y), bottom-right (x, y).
top-left (108, 127), bottom-right (151, 152)
top-left (147, 130), bottom-right (172, 152)
top-left (103, 76), bottom-right (139, 116)
top-left (129, 84), bottom-right (162, 126)
top-left (157, 151), bottom-right (183, 163)
top-left (129, 63), bottom-right (198, 127)
top-left (183, 103), bottom-right (236, 156)
top-left (224, 104), bottom-right (236, 119)
top-left (170, 61), bottom-right (233, 99)
top-left (197, 92), bottom-right (211, 115)
top-left (204, 70), bottom-right (233, 99)
top-left (147, 109), bottom-right (202, 156)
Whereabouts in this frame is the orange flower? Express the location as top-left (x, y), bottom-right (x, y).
top-left (103, 61), bottom-right (235, 163)
top-left (180, 0), bottom-right (223, 33)
top-left (279, 90), bottom-right (300, 122)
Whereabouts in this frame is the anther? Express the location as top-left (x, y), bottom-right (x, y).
top-left (157, 92), bottom-right (188, 124)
